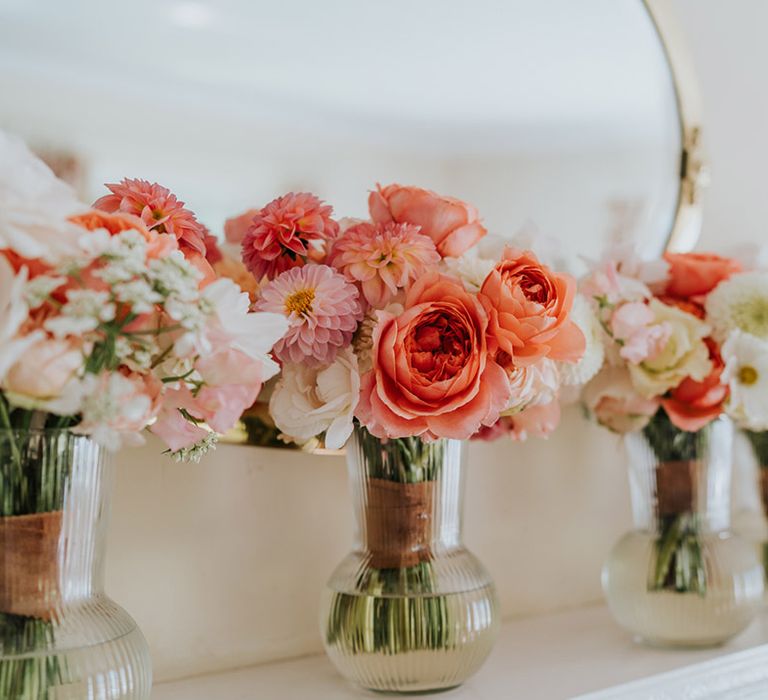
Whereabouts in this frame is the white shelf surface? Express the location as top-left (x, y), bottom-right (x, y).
top-left (151, 604), bottom-right (768, 700)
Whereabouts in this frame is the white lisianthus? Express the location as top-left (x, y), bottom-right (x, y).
top-left (72, 373), bottom-right (154, 450)
top-left (202, 277), bottom-right (288, 379)
top-left (628, 298), bottom-right (712, 398)
top-left (0, 130), bottom-right (86, 262)
top-left (721, 330), bottom-right (768, 431)
top-left (270, 347), bottom-right (360, 449)
top-left (706, 271), bottom-right (768, 343)
top-left (557, 294), bottom-right (605, 386)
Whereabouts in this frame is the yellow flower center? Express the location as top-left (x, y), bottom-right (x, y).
top-left (739, 365), bottom-right (759, 386)
top-left (285, 287), bottom-right (315, 316)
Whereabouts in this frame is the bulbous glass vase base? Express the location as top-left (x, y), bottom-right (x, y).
top-left (321, 550), bottom-right (499, 694)
top-left (0, 597), bottom-right (151, 700)
top-left (603, 531), bottom-right (764, 648)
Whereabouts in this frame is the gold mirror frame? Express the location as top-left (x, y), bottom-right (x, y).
top-left (645, 0), bottom-right (706, 254)
top-left (223, 0), bottom-right (704, 449)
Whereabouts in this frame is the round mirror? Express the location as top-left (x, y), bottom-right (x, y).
top-left (0, 0), bottom-right (693, 274)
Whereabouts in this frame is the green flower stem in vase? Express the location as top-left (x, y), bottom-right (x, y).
top-left (743, 430), bottom-right (768, 577)
top-left (321, 424), bottom-right (499, 693)
top-left (0, 415), bottom-right (151, 699)
top-left (641, 411), bottom-right (709, 595)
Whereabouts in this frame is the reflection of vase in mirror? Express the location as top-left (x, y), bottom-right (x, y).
top-left (0, 0), bottom-right (688, 271)
top-left (603, 416), bottom-right (763, 647)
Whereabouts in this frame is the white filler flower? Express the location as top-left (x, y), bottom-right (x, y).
top-left (722, 330), bottom-right (768, 431)
top-left (706, 271), bottom-right (768, 343)
top-left (558, 294), bottom-right (605, 386)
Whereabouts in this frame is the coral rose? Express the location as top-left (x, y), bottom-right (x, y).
top-left (356, 272), bottom-right (510, 440)
top-left (664, 252), bottom-right (741, 302)
top-left (480, 248), bottom-right (585, 368)
top-left (368, 183), bottom-right (486, 257)
top-left (661, 340), bottom-right (728, 432)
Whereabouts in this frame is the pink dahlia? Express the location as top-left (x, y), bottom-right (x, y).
top-left (327, 221), bottom-right (440, 308)
top-left (241, 192), bottom-right (339, 282)
top-left (94, 178), bottom-right (207, 255)
top-left (256, 264), bottom-right (363, 366)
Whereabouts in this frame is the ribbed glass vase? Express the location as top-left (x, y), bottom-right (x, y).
top-left (321, 425), bottom-right (499, 693)
top-left (0, 430), bottom-right (151, 699)
top-left (602, 414), bottom-right (764, 647)
top-left (739, 429), bottom-right (768, 581)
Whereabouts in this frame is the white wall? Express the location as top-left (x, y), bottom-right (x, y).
top-left (672, 0), bottom-right (768, 250)
top-left (108, 410), bottom-right (631, 683)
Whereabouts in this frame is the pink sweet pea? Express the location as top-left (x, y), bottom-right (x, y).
top-left (610, 302), bottom-right (672, 364)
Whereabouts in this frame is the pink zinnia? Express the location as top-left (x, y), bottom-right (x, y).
top-left (327, 221), bottom-right (440, 308)
top-left (256, 264), bottom-right (363, 366)
top-left (241, 192), bottom-right (339, 282)
top-left (94, 178), bottom-right (207, 255)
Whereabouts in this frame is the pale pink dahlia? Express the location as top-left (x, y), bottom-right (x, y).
top-left (241, 192), bottom-right (339, 282)
top-left (94, 178), bottom-right (207, 255)
top-left (256, 264), bottom-right (363, 366)
top-left (327, 221), bottom-right (440, 308)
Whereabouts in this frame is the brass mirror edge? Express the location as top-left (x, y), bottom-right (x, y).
top-left (223, 0), bottom-right (704, 451)
top-left (644, 0), bottom-right (706, 253)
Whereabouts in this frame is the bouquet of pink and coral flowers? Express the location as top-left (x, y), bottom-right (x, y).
top-left (0, 132), bottom-right (287, 459)
top-left (224, 184), bottom-right (598, 450)
top-left (581, 246), bottom-right (768, 594)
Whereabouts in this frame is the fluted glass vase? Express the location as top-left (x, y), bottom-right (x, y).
top-left (321, 425), bottom-right (499, 693)
top-left (603, 414), bottom-right (763, 647)
top-left (0, 430), bottom-right (151, 699)
top-left (739, 429), bottom-right (768, 580)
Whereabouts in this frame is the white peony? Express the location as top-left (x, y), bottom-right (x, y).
top-left (557, 294), bottom-right (605, 386)
top-left (706, 271), bottom-right (768, 343)
top-left (0, 130), bottom-right (86, 262)
top-left (721, 330), bottom-right (768, 431)
top-left (628, 298), bottom-right (712, 398)
top-left (270, 347), bottom-right (360, 449)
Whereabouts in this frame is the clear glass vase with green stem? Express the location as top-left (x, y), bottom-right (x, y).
top-left (603, 412), bottom-right (763, 647)
top-left (321, 424), bottom-right (499, 693)
top-left (0, 417), bottom-right (151, 699)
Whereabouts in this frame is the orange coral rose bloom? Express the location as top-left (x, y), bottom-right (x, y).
top-left (368, 184), bottom-right (486, 258)
top-left (664, 252), bottom-right (741, 301)
top-left (356, 272), bottom-right (510, 440)
top-left (480, 248), bottom-right (585, 368)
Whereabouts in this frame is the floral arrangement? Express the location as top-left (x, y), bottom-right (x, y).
top-left (0, 132), bottom-right (287, 459)
top-left (581, 246), bottom-right (768, 594)
top-left (225, 184), bottom-right (596, 450)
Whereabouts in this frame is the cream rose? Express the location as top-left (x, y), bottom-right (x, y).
top-left (584, 366), bottom-right (660, 434)
top-left (270, 347), bottom-right (360, 449)
top-left (628, 299), bottom-right (712, 398)
top-left (4, 337), bottom-right (83, 407)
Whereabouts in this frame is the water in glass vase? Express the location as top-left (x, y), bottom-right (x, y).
top-left (0, 430), bottom-right (151, 699)
top-left (602, 415), bottom-right (763, 648)
top-left (321, 426), bottom-right (499, 693)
